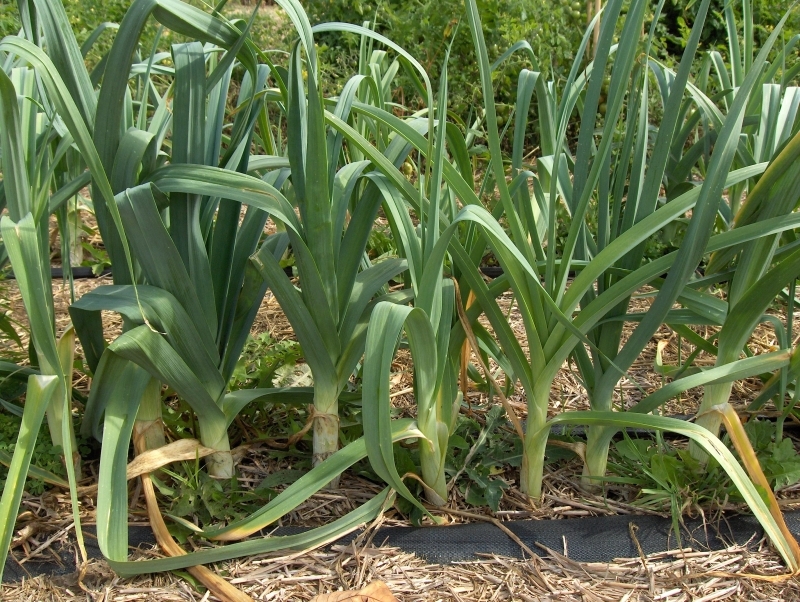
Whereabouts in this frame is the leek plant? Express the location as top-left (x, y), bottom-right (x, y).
top-left (249, 1), bottom-right (439, 476)
top-left (456, 0), bottom-right (667, 496)
top-left (0, 6), bottom-right (114, 583)
top-left (0, 64), bottom-right (83, 476)
top-left (682, 0), bottom-right (800, 226)
top-left (82, 0), bottom-right (276, 475)
top-left (683, 131), bottom-right (800, 450)
top-left (73, 34), bottom-right (280, 479)
top-left (648, 7), bottom-right (800, 447)
top-left (455, 0), bottom-right (797, 499)
top-left (4, 0), bottom-right (270, 483)
top-left (360, 52), bottom-right (462, 506)
top-left (576, 3), bottom-right (798, 488)
top-left (0, 17), bottom-right (101, 575)
top-left (0, 0), bottom-right (107, 472)
top-left (354, 36), bottom-right (534, 505)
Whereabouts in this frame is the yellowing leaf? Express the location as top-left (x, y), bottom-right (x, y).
top-left (125, 438), bottom-right (217, 480)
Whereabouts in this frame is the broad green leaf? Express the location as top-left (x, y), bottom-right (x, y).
top-left (0, 375), bottom-right (59, 583)
top-left (203, 420), bottom-right (423, 540)
top-left (107, 488), bottom-right (394, 576)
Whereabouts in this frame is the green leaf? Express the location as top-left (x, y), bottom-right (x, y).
top-left (109, 488), bottom-right (394, 576)
top-left (0, 375), bottom-right (59, 582)
top-left (201, 420), bottom-right (423, 540)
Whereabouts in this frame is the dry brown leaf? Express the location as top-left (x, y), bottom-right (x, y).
top-left (310, 580), bottom-right (399, 602)
top-left (134, 438), bottom-right (255, 602)
top-left (126, 438), bottom-right (216, 480)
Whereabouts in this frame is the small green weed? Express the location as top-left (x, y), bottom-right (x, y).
top-left (367, 225), bottom-right (397, 261)
top-left (607, 419), bottom-right (800, 515)
top-left (446, 405), bottom-right (520, 512)
top-left (738, 419), bottom-right (800, 490)
top-left (0, 409), bottom-right (66, 496)
top-left (230, 333), bottom-right (303, 389)
top-left (156, 461), bottom-right (307, 538)
top-left (80, 240), bottom-right (112, 276)
top-left (608, 434), bottom-right (728, 515)
top-left (156, 463), bottom-right (247, 539)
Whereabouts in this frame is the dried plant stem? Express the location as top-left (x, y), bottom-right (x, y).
top-left (133, 438), bottom-right (255, 602)
top-left (713, 403), bottom-right (800, 568)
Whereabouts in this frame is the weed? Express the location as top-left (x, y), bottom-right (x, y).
top-left (447, 406), bottom-right (520, 512)
top-left (230, 334), bottom-right (303, 390)
top-left (155, 463), bottom-right (250, 538)
top-left (0, 409), bottom-right (66, 495)
top-left (607, 419), bottom-right (800, 514)
top-left (738, 419), bottom-right (800, 490)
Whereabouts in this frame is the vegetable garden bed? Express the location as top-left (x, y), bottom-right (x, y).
top-left (2, 274), bottom-right (800, 599)
top-left (2, 0), bottom-right (800, 599)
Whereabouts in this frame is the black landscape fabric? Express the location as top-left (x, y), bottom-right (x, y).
top-left (5, 512), bottom-right (800, 582)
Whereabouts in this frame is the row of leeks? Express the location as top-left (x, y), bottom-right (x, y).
top-left (362, 0), bottom-right (800, 570)
top-left (0, 0), bottom-right (799, 589)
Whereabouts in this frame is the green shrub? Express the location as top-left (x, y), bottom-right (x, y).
top-left (0, 0), bottom-right (133, 63)
top-left (0, 3), bottom-right (20, 39)
top-left (304, 0), bottom-right (585, 115)
top-left (658, 0), bottom-right (800, 56)
top-left (0, 0), bottom-right (208, 63)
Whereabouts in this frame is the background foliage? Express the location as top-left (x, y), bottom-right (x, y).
top-left (305, 0), bottom-right (585, 114)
